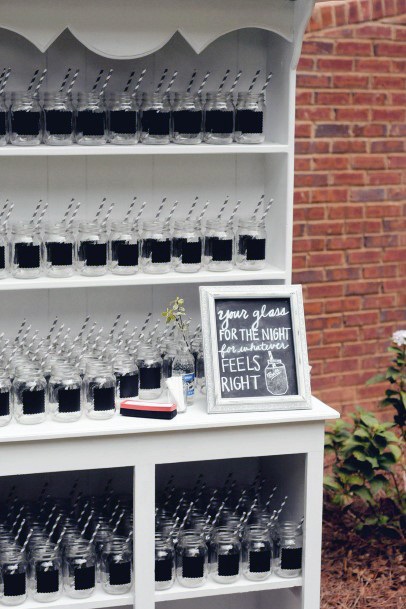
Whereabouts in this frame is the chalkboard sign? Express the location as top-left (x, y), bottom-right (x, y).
top-left (200, 285), bottom-right (311, 413)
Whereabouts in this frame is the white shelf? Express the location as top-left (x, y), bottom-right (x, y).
top-left (156, 575), bottom-right (302, 602)
top-left (19, 587), bottom-right (132, 609)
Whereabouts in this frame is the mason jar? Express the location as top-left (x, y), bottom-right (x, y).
top-left (274, 521), bottom-right (303, 578)
top-left (235, 93), bottom-right (265, 144)
top-left (9, 93), bottom-right (42, 146)
top-left (0, 548), bottom-right (28, 605)
top-left (84, 361), bottom-right (116, 420)
top-left (63, 542), bottom-right (96, 598)
top-left (242, 525), bottom-right (272, 581)
top-left (11, 222), bottom-right (42, 279)
top-left (204, 93), bottom-right (234, 144)
top-left (48, 364), bottom-right (82, 422)
top-left (44, 223), bottom-right (75, 277)
top-left (236, 218), bottom-right (267, 270)
top-left (140, 93), bottom-right (171, 144)
top-left (114, 354), bottom-right (139, 402)
top-left (172, 93), bottom-right (203, 144)
top-left (100, 537), bottom-right (132, 595)
top-left (176, 532), bottom-right (208, 588)
top-left (172, 220), bottom-right (202, 273)
top-left (204, 219), bottom-right (234, 271)
top-left (196, 345), bottom-right (206, 395)
top-left (0, 229), bottom-right (9, 279)
top-left (109, 221), bottom-right (139, 275)
top-left (136, 345), bottom-right (162, 400)
top-left (13, 365), bottom-right (47, 425)
top-left (211, 527), bottom-right (241, 584)
top-left (162, 344), bottom-right (176, 381)
top-left (43, 92), bottom-right (74, 145)
top-left (29, 546), bottom-right (62, 602)
top-left (108, 92), bottom-right (138, 144)
top-left (141, 221), bottom-right (171, 274)
top-left (0, 94), bottom-right (8, 146)
top-left (75, 92), bottom-right (108, 145)
top-left (155, 533), bottom-right (175, 591)
top-left (0, 373), bottom-right (13, 427)
top-left (77, 221), bottom-right (108, 276)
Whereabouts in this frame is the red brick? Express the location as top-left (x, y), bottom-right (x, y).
top-left (295, 140), bottom-right (330, 154)
top-left (372, 75), bottom-right (406, 89)
top-left (316, 92), bottom-right (351, 105)
top-left (312, 188), bottom-right (349, 203)
top-left (313, 156), bottom-right (349, 171)
top-left (332, 172), bottom-right (366, 186)
top-left (297, 57), bottom-right (314, 71)
top-left (336, 108), bottom-right (370, 121)
top-left (366, 204), bottom-right (402, 218)
top-left (364, 234), bottom-right (398, 247)
top-left (395, 27), bottom-right (406, 41)
top-left (391, 92), bottom-right (406, 105)
top-left (296, 91), bottom-right (313, 105)
top-left (305, 207), bottom-right (326, 220)
top-left (369, 171), bottom-right (402, 185)
top-left (372, 0), bottom-right (385, 19)
top-left (346, 281), bottom-right (381, 295)
top-left (324, 328), bottom-right (359, 345)
top-left (296, 107), bottom-right (333, 121)
top-left (391, 59), bottom-right (406, 73)
top-left (308, 222), bottom-right (343, 236)
top-left (347, 250), bottom-right (381, 264)
top-left (374, 42), bottom-right (406, 57)
top-left (293, 238), bottom-right (325, 253)
top-left (371, 108), bottom-right (406, 122)
top-left (304, 301), bottom-right (324, 316)
top-left (355, 24), bottom-right (393, 38)
top-left (301, 40), bottom-right (335, 55)
top-left (294, 190), bottom-right (310, 204)
top-left (315, 123), bottom-right (350, 138)
top-left (295, 123), bottom-right (312, 138)
top-left (363, 264), bottom-right (398, 279)
top-left (324, 359), bottom-right (360, 374)
top-left (352, 155), bottom-right (386, 169)
top-left (380, 309), bottom-right (406, 322)
top-left (355, 58), bottom-right (392, 73)
top-left (336, 41), bottom-right (373, 55)
top-left (308, 252), bottom-right (345, 267)
top-left (353, 92), bottom-right (387, 105)
top-left (326, 267), bottom-right (362, 281)
top-left (353, 124), bottom-right (387, 137)
top-left (383, 248), bottom-right (406, 262)
top-left (307, 284), bottom-right (344, 299)
top-left (332, 140), bottom-right (367, 154)
top-left (294, 173), bottom-right (329, 187)
top-left (388, 155), bottom-right (406, 168)
top-left (325, 297), bottom-right (362, 314)
top-left (370, 139), bottom-right (404, 153)
top-left (318, 58), bottom-right (354, 72)
top-left (327, 237), bottom-right (363, 250)
top-left (295, 157), bottom-right (311, 171)
top-left (308, 346), bottom-right (341, 361)
top-left (350, 188), bottom-right (385, 202)
top-left (297, 73), bottom-right (331, 88)
top-left (363, 294), bottom-right (395, 310)
top-left (292, 269), bottom-right (325, 283)
top-left (333, 74), bottom-right (369, 88)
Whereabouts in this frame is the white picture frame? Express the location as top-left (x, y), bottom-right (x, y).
top-left (199, 285), bottom-right (312, 414)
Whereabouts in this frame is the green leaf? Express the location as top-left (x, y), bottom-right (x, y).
top-left (347, 474), bottom-right (364, 486)
top-left (360, 412), bottom-right (379, 427)
top-left (387, 444), bottom-right (401, 462)
top-left (370, 474), bottom-right (389, 495)
top-left (324, 476), bottom-right (342, 491)
top-left (352, 450), bottom-right (367, 462)
top-left (351, 485), bottom-right (373, 502)
top-left (366, 373), bottom-right (386, 386)
top-left (353, 428), bottom-right (370, 439)
top-left (364, 456), bottom-right (379, 468)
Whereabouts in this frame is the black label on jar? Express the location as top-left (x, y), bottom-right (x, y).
top-left (155, 558), bottom-right (172, 582)
top-left (173, 110), bottom-right (202, 135)
top-left (0, 391), bottom-right (10, 417)
top-left (110, 110), bottom-right (137, 135)
top-left (15, 243), bottom-right (40, 269)
top-left (46, 242), bottom-right (73, 266)
top-left (11, 111), bottom-right (41, 136)
top-left (139, 367), bottom-right (161, 390)
top-left (239, 235), bottom-right (266, 261)
top-left (58, 388), bottom-right (81, 413)
top-left (118, 374), bottom-right (139, 398)
top-left (143, 238), bottom-right (171, 264)
top-left (0, 111), bottom-right (7, 136)
top-left (218, 553), bottom-right (240, 577)
top-left (249, 550), bottom-right (271, 573)
top-left (93, 387), bottom-right (115, 411)
top-left (205, 110), bottom-right (233, 135)
top-left (0, 245), bottom-right (5, 269)
top-left (142, 110), bottom-right (170, 136)
top-left (4, 573), bottom-right (26, 597)
top-left (45, 110), bottom-right (73, 135)
top-left (173, 238), bottom-right (202, 264)
top-left (76, 110), bottom-right (105, 137)
top-left (109, 562), bottom-right (131, 586)
top-left (112, 240), bottom-right (138, 267)
top-left (281, 547), bottom-right (302, 570)
top-left (182, 556), bottom-right (204, 579)
top-left (211, 238), bottom-right (233, 262)
top-left (36, 569), bottom-right (59, 594)
top-left (22, 389), bottom-right (45, 415)
top-left (74, 566), bottom-right (95, 590)
top-left (79, 241), bottom-right (107, 267)
top-left (236, 110), bottom-right (263, 134)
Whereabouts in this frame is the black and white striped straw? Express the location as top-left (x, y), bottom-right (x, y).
top-left (0, 200), bottom-right (9, 221)
top-left (133, 68), bottom-right (147, 93)
top-left (99, 68), bottom-right (114, 97)
top-left (123, 70), bottom-right (136, 93)
top-left (0, 67), bottom-right (6, 85)
top-left (124, 196), bottom-right (137, 222)
top-left (61, 198), bottom-right (76, 224)
top-left (253, 194), bottom-right (265, 216)
top-left (164, 200), bottom-right (179, 227)
top-left (32, 68), bottom-right (47, 97)
top-left (186, 69), bottom-right (197, 94)
top-left (229, 69), bottom-right (243, 94)
top-left (135, 200), bottom-right (147, 224)
top-left (66, 200), bottom-right (81, 228)
top-left (260, 71), bottom-right (273, 94)
top-left (59, 68), bottom-right (71, 92)
top-left (91, 69), bottom-right (104, 92)
top-left (155, 68), bottom-right (168, 93)
top-left (109, 313), bottom-right (122, 339)
top-left (65, 68), bottom-right (80, 95)
top-left (186, 196), bottom-right (199, 221)
top-left (217, 195), bottom-right (230, 219)
top-left (35, 201), bottom-right (49, 228)
top-left (101, 201), bottom-right (115, 227)
top-left (94, 197), bottom-right (107, 222)
top-left (248, 69), bottom-right (261, 93)
top-left (197, 200), bottom-right (210, 223)
top-left (0, 68), bottom-right (11, 96)
top-left (30, 200), bottom-right (44, 224)
top-left (165, 70), bottom-right (178, 94)
top-left (197, 71), bottom-right (211, 95)
top-left (27, 69), bottom-right (39, 93)
top-left (228, 199), bottom-right (242, 225)
top-left (155, 196), bottom-right (167, 219)
top-left (1, 201), bottom-right (14, 229)
top-left (218, 69), bottom-right (231, 93)
top-left (260, 199), bottom-right (274, 222)
top-left (135, 312), bottom-right (152, 346)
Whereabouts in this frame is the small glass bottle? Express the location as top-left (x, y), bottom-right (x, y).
top-left (274, 521), bottom-right (303, 578)
top-left (11, 222), bottom-right (42, 279)
top-left (235, 93), bottom-right (265, 144)
top-left (0, 373), bottom-right (12, 427)
top-left (211, 527), bottom-right (241, 584)
top-left (0, 548), bottom-right (28, 606)
top-left (141, 221), bottom-right (171, 274)
top-left (162, 344), bottom-right (176, 381)
top-left (172, 220), bottom-right (202, 273)
top-left (137, 345), bottom-right (162, 400)
top-left (108, 93), bottom-right (138, 144)
top-left (204, 93), bottom-right (234, 144)
top-left (176, 532), bottom-right (208, 588)
top-left (172, 93), bottom-right (203, 144)
top-left (242, 525), bottom-right (272, 581)
top-left (172, 333), bottom-right (195, 406)
top-left (155, 533), bottom-right (175, 591)
top-left (84, 361), bottom-right (116, 419)
top-left (13, 365), bottom-right (47, 425)
top-left (48, 364), bottom-right (82, 422)
top-left (109, 221), bottom-right (139, 275)
top-left (195, 344), bottom-right (206, 395)
top-left (140, 93), bottom-right (171, 144)
top-left (77, 221), bottom-right (108, 276)
top-left (100, 537), bottom-right (133, 595)
top-left (114, 354), bottom-right (139, 402)
top-left (9, 93), bottom-right (42, 146)
top-left (75, 92), bottom-right (108, 145)
top-left (44, 223), bottom-right (75, 277)
top-left (236, 218), bottom-right (267, 270)
top-left (29, 546), bottom-right (62, 602)
top-left (0, 229), bottom-right (9, 279)
top-left (204, 219), bottom-right (234, 271)
top-left (0, 94), bottom-right (8, 146)
top-left (63, 542), bottom-right (96, 598)
top-left (43, 92), bottom-right (74, 145)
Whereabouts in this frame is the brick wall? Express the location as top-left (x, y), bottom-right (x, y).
top-left (293, 0), bottom-right (406, 413)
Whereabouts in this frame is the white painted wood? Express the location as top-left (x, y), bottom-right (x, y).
top-left (6, 588), bottom-right (132, 609)
top-left (134, 464), bottom-right (155, 609)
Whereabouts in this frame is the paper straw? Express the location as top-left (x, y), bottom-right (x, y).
top-left (65, 68), bottom-right (80, 95)
top-left (61, 198), bottom-right (76, 224)
top-left (179, 501), bottom-right (194, 530)
top-left (229, 69), bottom-right (243, 94)
top-left (248, 69), bottom-right (261, 93)
top-left (89, 522), bottom-right (101, 544)
top-left (264, 486), bottom-right (278, 510)
top-left (217, 196), bottom-right (230, 220)
top-left (99, 68), bottom-right (114, 97)
top-left (2, 201), bottom-right (14, 228)
top-left (165, 70), bottom-right (178, 94)
top-left (59, 68), bottom-right (71, 92)
top-left (123, 70), bottom-right (136, 93)
top-left (46, 317), bottom-right (59, 342)
top-left (268, 495), bottom-right (288, 525)
top-left (234, 490), bottom-right (247, 514)
top-left (0, 199), bottom-right (9, 221)
top-left (14, 518), bottom-right (26, 542)
top-left (101, 201), bottom-right (114, 227)
top-left (155, 197), bottom-right (167, 220)
top-left (197, 71), bottom-right (211, 95)
top-left (94, 198), bottom-right (107, 222)
top-left (260, 199), bottom-right (274, 222)
top-left (218, 69), bottom-right (230, 92)
top-left (91, 69), bottom-right (104, 92)
top-left (135, 312), bottom-right (152, 345)
top-left (202, 489), bottom-right (218, 519)
top-left (186, 196), bottom-right (199, 221)
top-left (253, 194), bottom-right (265, 217)
top-left (20, 529), bottom-right (33, 554)
top-left (27, 69), bottom-right (39, 93)
top-left (0, 68), bottom-right (7, 86)
top-left (0, 68), bottom-right (11, 96)
top-left (109, 314), bottom-right (122, 339)
top-left (155, 68), bottom-right (168, 93)
top-left (112, 509), bottom-right (126, 534)
top-left (228, 199), bottom-right (241, 225)
top-left (48, 514), bottom-right (62, 540)
top-left (164, 200), bottom-right (179, 227)
top-left (32, 68), bottom-right (47, 97)
top-left (66, 199), bottom-right (81, 228)
top-left (80, 512), bottom-right (94, 537)
top-left (135, 200), bottom-right (147, 224)
top-left (116, 319), bottom-right (129, 344)
top-left (132, 68), bottom-right (147, 93)
top-left (260, 71), bottom-right (273, 94)
top-left (54, 526), bottom-right (67, 551)
top-left (186, 69), bottom-right (197, 94)
top-left (146, 319), bottom-right (161, 343)
top-left (197, 200), bottom-right (210, 223)
top-left (35, 201), bottom-right (49, 229)
top-left (14, 319), bottom-right (27, 344)
top-left (30, 200), bottom-right (43, 225)
top-left (124, 196), bottom-right (137, 222)
top-left (244, 498), bottom-right (258, 523)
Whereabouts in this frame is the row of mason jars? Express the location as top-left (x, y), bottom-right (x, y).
top-left (0, 219), bottom-right (267, 280)
top-left (0, 92), bottom-right (266, 146)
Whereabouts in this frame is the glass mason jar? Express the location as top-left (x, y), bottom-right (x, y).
top-left (100, 537), bottom-right (133, 595)
top-left (211, 527), bottom-right (241, 584)
top-left (162, 344), bottom-right (176, 381)
top-left (242, 525), bottom-right (272, 581)
top-left (75, 92), bottom-right (108, 145)
top-left (108, 93), bottom-right (138, 144)
top-left (0, 94), bottom-right (8, 146)
top-left (172, 220), bottom-right (202, 273)
top-left (172, 93), bottom-right (203, 144)
top-left (204, 219), bottom-right (234, 271)
top-left (29, 546), bottom-right (62, 602)
top-left (77, 222), bottom-right (108, 276)
top-left (265, 353), bottom-right (289, 396)
top-left (141, 221), bottom-right (171, 274)
top-left (13, 365), bottom-right (47, 425)
top-left (48, 364), bottom-right (82, 422)
top-left (235, 93), bottom-right (265, 144)
top-left (9, 93), bottom-right (42, 146)
top-left (0, 373), bottom-right (13, 427)
top-left (0, 229), bottom-right (9, 279)
top-left (274, 521), bottom-right (303, 578)
top-left (204, 93), bottom-right (234, 144)
top-left (136, 345), bottom-right (162, 400)
top-left (114, 354), bottom-right (139, 402)
top-left (140, 93), bottom-right (171, 144)
top-left (155, 533), bottom-right (175, 591)
top-left (236, 218), bottom-right (267, 270)
top-left (43, 92), bottom-right (74, 145)
top-left (109, 221), bottom-right (139, 275)
top-left (84, 361), bottom-right (116, 419)
top-left (196, 345), bottom-right (206, 395)
top-left (63, 542), bottom-right (96, 598)
top-left (172, 334), bottom-right (195, 407)
top-left (11, 222), bottom-right (42, 279)
top-left (176, 532), bottom-right (208, 588)
top-left (0, 549), bottom-right (28, 606)
top-left (43, 223), bottom-right (75, 277)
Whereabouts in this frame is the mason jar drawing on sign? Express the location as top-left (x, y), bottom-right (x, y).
top-left (265, 352), bottom-right (288, 395)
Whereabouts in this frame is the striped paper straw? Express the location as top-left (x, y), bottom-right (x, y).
top-left (91, 69), bottom-right (104, 92)
top-left (186, 69), bottom-right (197, 94)
top-left (35, 201), bottom-right (49, 228)
top-left (229, 69), bottom-right (242, 94)
top-left (228, 199), bottom-right (241, 225)
top-left (0, 68), bottom-right (11, 96)
top-left (0, 67), bottom-right (6, 85)
top-left (109, 313), bottom-right (122, 338)
top-left (32, 68), bottom-right (47, 97)
top-left (165, 70), bottom-right (178, 94)
top-left (65, 68), bottom-right (80, 95)
top-left (46, 317), bottom-right (58, 341)
top-left (146, 319), bottom-right (161, 343)
top-left (248, 69), bottom-right (261, 93)
top-left (197, 71), bottom-right (211, 95)
top-left (218, 69), bottom-right (230, 92)
top-left (253, 194), bottom-right (265, 216)
top-left (217, 195), bottom-right (230, 220)
top-left (94, 198), bottom-right (107, 222)
top-left (186, 196), bottom-right (199, 221)
top-left (66, 199), bottom-right (81, 228)
top-left (155, 68), bottom-right (168, 93)
top-left (2, 201), bottom-right (14, 228)
top-left (197, 200), bottom-right (210, 223)
top-left (112, 509), bottom-right (126, 534)
top-left (260, 199), bottom-right (274, 222)
top-left (133, 68), bottom-right (147, 93)
top-left (59, 68), bottom-right (71, 92)
top-left (260, 71), bottom-right (273, 94)
top-left (264, 486), bottom-right (278, 510)
top-left (99, 68), bottom-right (114, 97)
top-left (89, 522), bottom-right (101, 544)
top-left (61, 198), bottom-right (76, 224)
top-left (164, 200), bottom-right (179, 227)
top-left (135, 200), bottom-right (147, 224)
top-left (30, 200), bottom-right (44, 224)
top-left (123, 70), bottom-right (136, 93)
top-left (155, 197), bottom-right (167, 220)
top-left (124, 196), bottom-right (137, 222)
top-left (117, 319), bottom-right (129, 343)
top-left (0, 199), bottom-right (9, 221)
top-left (27, 69), bottom-right (39, 93)
top-left (101, 201), bottom-right (115, 227)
